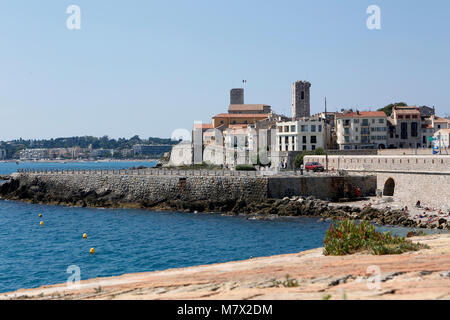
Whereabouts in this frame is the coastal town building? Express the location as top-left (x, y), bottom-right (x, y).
top-left (0, 149), bottom-right (6, 160)
top-left (90, 149), bottom-right (114, 158)
top-left (335, 111), bottom-right (388, 150)
top-left (276, 117), bottom-right (328, 152)
top-left (291, 81), bottom-right (311, 120)
top-left (212, 113), bottom-right (271, 128)
top-left (19, 149), bottom-right (50, 160)
top-left (387, 106), bottom-right (423, 149)
top-left (230, 88), bottom-right (244, 105)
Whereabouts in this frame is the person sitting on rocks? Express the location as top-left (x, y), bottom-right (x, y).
top-left (416, 201), bottom-right (421, 208)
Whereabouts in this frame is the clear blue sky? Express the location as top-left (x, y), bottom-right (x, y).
top-left (1, 0), bottom-right (449, 140)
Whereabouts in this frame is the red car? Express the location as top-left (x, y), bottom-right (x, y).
top-left (305, 162), bottom-right (324, 172)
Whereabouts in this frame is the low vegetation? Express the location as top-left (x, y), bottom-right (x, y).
top-left (323, 219), bottom-right (429, 256)
top-left (166, 162), bottom-right (223, 170)
top-left (235, 164), bottom-right (257, 171)
top-left (294, 147), bottom-right (325, 168)
top-left (273, 274), bottom-right (299, 288)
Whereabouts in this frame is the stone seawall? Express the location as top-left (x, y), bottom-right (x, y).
top-left (304, 155), bottom-right (450, 210)
top-left (3, 171), bottom-right (449, 229)
top-left (1, 171), bottom-right (376, 209)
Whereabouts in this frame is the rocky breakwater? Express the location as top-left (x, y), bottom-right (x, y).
top-left (0, 172), bottom-right (269, 211)
top-left (237, 196), bottom-right (449, 230)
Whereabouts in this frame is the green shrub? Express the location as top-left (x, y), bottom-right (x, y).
top-left (235, 164), bottom-right (256, 171)
top-left (323, 219), bottom-right (428, 256)
top-left (294, 148), bottom-right (326, 168)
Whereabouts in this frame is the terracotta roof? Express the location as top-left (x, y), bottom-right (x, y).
top-left (213, 113), bottom-right (271, 119)
top-left (437, 128), bottom-right (450, 133)
top-left (434, 117), bottom-right (450, 123)
top-left (336, 111), bottom-right (386, 119)
top-left (393, 106), bottom-right (420, 115)
top-left (193, 123), bottom-right (214, 129)
top-left (228, 104), bottom-right (270, 112)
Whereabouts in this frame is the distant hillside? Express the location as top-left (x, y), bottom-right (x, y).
top-left (0, 135), bottom-right (180, 159)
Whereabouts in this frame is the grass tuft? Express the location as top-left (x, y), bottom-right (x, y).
top-left (323, 219), bottom-right (429, 256)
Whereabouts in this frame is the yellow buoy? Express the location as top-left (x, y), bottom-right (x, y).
top-left (90, 248), bottom-right (95, 254)
top-left (83, 233), bottom-right (87, 239)
top-left (40, 221), bottom-right (44, 226)
top-left (38, 214), bottom-right (42, 218)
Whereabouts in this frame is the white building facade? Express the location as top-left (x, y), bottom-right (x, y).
top-left (276, 118), bottom-right (327, 152)
top-left (336, 111), bottom-right (388, 150)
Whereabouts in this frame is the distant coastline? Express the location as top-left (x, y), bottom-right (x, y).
top-left (0, 159), bottom-right (160, 163)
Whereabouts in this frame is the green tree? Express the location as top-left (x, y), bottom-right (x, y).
top-left (377, 102), bottom-right (407, 117)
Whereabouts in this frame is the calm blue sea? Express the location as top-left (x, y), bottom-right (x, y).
top-left (0, 162), bottom-right (443, 293)
top-left (0, 160), bottom-right (158, 175)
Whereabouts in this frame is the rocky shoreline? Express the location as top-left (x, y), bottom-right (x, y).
top-left (0, 176), bottom-right (448, 230)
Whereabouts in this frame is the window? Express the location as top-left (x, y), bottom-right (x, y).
top-left (302, 136), bottom-right (307, 143)
top-left (379, 119), bottom-right (384, 124)
top-left (312, 145), bottom-right (316, 150)
top-left (362, 119), bottom-right (369, 126)
top-left (401, 122), bottom-right (408, 139)
top-left (354, 119), bottom-right (359, 124)
top-left (344, 128), bottom-right (350, 135)
top-left (344, 120), bottom-right (350, 126)
top-left (361, 128), bottom-right (369, 134)
top-left (372, 119), bottom-right (375, 124)
top-left (301, 91), bottom-right (305, 100)
top-left (311, 136), bottom-right (317, 144)
top-left (411, 122), bottom-right (418, 137)
top-left (285, 126), bottom-right (289, 132)
top-left (318, 125), bottom-right (322, 132)
top-left (278, 126), bottom-right (283, 133)
top-left (290, 125), bottom-right (296, 132)
top-left (345, 136), bottom-right (350, 143)
top-left (311, 125), bottom-right (316, 132)
top-left (301, 125), bottom-right (307, 132)
top-left (302, 145), bottom-right (307, 151)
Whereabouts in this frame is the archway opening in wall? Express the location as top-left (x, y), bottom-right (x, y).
top-left (383, 178), bottom-right (395, 196)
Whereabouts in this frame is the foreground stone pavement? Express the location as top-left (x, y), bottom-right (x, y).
top-left (1, 234), bottom-right (450, 300)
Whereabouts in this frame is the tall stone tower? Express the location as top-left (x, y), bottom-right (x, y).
top-left (291, 81), bottom-right (311, 120)
top-left (230, 88), bottom-right (244, 105)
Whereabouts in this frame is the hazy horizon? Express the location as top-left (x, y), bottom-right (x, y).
top-left (1, 0), bottom-right (449, 141)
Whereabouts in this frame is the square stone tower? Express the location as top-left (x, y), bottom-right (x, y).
top-left (291, 81), bottom-right (311, 120)
top-left (230, 88), bottom-right (244, 105)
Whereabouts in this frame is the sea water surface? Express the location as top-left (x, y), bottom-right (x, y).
top-left (0, 161), bottom-right (443, 293)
